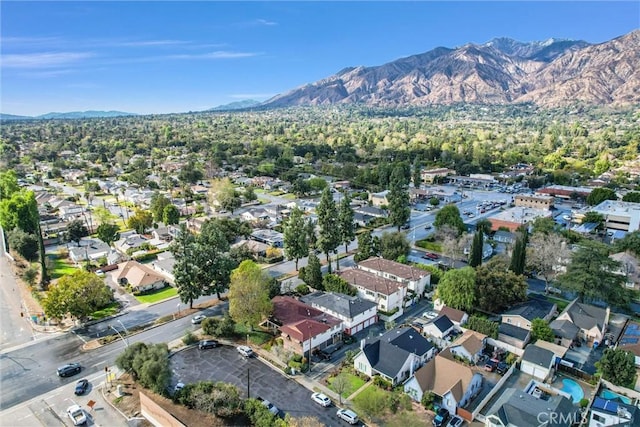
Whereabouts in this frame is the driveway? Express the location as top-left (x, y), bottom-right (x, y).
top-left (170, 345), bottom-right (342, 425)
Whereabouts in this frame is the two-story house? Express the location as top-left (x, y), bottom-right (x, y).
top-left (449, 330), bottom-right (487, 364)
top-left (357, 257), bottom-right (431, 297)
top-left (589, 396), bottom-right (640, 426)
top-left (337, 268), bottom-right (406, 317)
top-left (552, 298), bottom-right (610, 347)
top-left (501, 297), bottom-right (557, 331)
top-left (354, 327), bottom-right (435, 386)
top-left (300, 292), bottom-right (378, 336)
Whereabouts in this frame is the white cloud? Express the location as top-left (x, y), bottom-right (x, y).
top-left (256, 18), bottom-right (278, 26)
top-left (167, 51), bottom-right (260, 60)
top-left (2, 52), bottom-right (94, 69)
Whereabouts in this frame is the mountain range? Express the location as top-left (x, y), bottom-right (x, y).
top-left (0, 110), bottom-right (137, 120)
top-left (262, 30), bottom-right (640, 108)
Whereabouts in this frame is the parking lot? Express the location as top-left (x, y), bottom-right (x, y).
top-left (170, 344), bottom-right (353, 426)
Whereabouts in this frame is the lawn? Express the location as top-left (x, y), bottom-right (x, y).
top-left (545, 295), bottom-right (570, 312)
top-left (415, 240), bottom-right (443, 252)
top-left (134, 286), bottom-right (178, 304)
top-left (91, 301), bottom-right (120, 320)
top-left (327, 372), bottom-right (366, 398)
top-left (353, 384), bottom-right (389, 418)
top-left (49, 254), bottom-right (78, 279)
top-left (234, 323), bottom-right (275, 345)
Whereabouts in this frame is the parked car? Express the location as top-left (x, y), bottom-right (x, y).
top-left (433, 407), bottom-right (450, 427)
top-left (447, 416), bottom-right (464, 427)
top-left (484, 358), bottom-right (499, 372)
top-left (311, 392), bottom-right (332, 407)
top-left (337, 408), bottom-right (359, 424)
top-left (191, 314), bottom-right (206, 324)
top-left (74, 379), bottom-right (89, 395)
top-left (424, 224), bottom-right (433, 230)
top-left (237, 345), bottom-right (254, 358)
top-left (423, 252), bottom-right (440, 260)
top-left (66, 405), bottom-right (87, 426)
top-left (174, 382), bottom-right (185, 393)
top-left (257, 397), bottom-right (280, 416)
top-left (401, 223), bottom-right (411, 230)
top-left (423, 311), bottom-right (438, 320)
top-left (496, 362), bottom-right (509, 375)
top-left (57, 363), bottom-right (82, 378)
top-left (198, 339), bottom-right (219, 350)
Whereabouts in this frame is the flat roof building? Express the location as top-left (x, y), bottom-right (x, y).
top-left (489, 207), bottom-right (552, 232)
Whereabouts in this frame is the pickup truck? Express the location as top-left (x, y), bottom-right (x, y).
top-left (257, 397), bottom-right (279, 416)
top-left (67, 405), bottom-right (87, 426)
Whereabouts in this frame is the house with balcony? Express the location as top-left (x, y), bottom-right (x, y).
top-left (300, 292), bottom-right (378, 336)
top-left (265, 296), bottom-right (342, 357)
top-left (337, 268), bottom-right (406, 319)
top-left (357, 257), bottom-right (431, 297)
top-left (354, 327), bottom-right (434, 386)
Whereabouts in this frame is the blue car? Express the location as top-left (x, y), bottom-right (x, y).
top-left (75, 379), bottom-right (89, 395)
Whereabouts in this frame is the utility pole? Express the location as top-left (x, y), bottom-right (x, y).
top-left (247, 368), bottom-right (250, 398)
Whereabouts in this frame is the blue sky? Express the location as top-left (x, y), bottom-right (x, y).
top-left (2, 1), bottom-right (638, 116)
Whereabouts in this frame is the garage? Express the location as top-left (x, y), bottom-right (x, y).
top-left (521, 345), bottom-right (555, 381)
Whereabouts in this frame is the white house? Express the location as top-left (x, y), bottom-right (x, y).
top-left (357, 257), bottom-right (431, 296)
top-left (439, 306), bottom-right (469, 327)
top-left (338, 268), bottom-right (406, 316)
top-left (300, 292), bottom-right (378, 336)
top-left (354, 327), bottom-right (434, 386)
top-left (520, 344), bottom-right (556, 382)
top-left (423, 315), bottom-right (456, 340)
top-left (404, 349), bottom-right (483, 416)
top-left (589, 396), bottom-right (640, 426)
top-left (554, 298), bottom-right (610, 347)
top-left (114, 261), bottom-right (167, 293)
top-left (449, 330), bottom-right (487, 364)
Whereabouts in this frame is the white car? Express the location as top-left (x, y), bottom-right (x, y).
top-left (423, 311), bottom-right (438, 320)
top-left (311, 392), bottom-right (332, 407)
top-left (258, 397), bottom-right (279, 416)
top-left (66, 405), bottom-right (87, 426)
top-left (237, 345), bottom-right (254, 357)
top-left (191, 314), bottom-right (206, 324)
top-left (337, 408), bottom-right (359, 424)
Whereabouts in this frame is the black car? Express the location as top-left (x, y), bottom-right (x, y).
top-left (198, 339), bottom-right (219, 350)
top-left (496, 362), bottom-right (509, 375)
top-left (57, 363), bottom-right (82, 378)
top-left (75, 379), bottom-right (89, 395)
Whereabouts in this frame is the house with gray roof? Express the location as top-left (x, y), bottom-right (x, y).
top-left (554, 298), bottom-right (610, 347)
top-left (520, 344), bottom-right (557, 381)
top-left (423, 315), bottom-right (456, 340)
top-left (357, 257), bottom-right (431, 296)
top-left (354, 327), bottom-right (435, 386)
top-left (300, 292), bottom-right (378, 336)
top-left (68, 238), bottom-right (111, 264)
top-left (549, 319), bottom-right (581, 348)
top-left (501, 297), bottom-right (557, 331)
top-left (498, 323), bottom-right (531, 349)
top-left (485, 387), bottom-right (578, 427)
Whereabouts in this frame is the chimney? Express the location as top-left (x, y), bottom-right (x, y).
top-left (360, 339), bottom-right (366, 351)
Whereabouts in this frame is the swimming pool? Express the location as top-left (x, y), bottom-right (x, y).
top-left (561, 378), bottom-right (584, 403)
top-left (600, 389), bottom-right (632, 405)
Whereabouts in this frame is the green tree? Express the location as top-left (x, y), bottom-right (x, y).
top-left (0, 170), bottom-right (20, 200)
top-left (244, 185), bottom-right (257, 202)
top-left (476, 258), bottom-right (528, 313)
top-left (209, 178), bottom-right (241, 213)
top-left (429, 197), bottom-right (440, 207)
top-left (434, 204), bottom-right (465, 236)
top-left (228, 260), bottom-right (273, 329)
top-left (582, 211), bottom-right (605, 232)
top-left (149, 192), bottom-right (171, 222)
top-left (435, 267), bottom-right (476, 311)
top-left (97, 223), bottom-right (120, 247)
top-left (354, 230), bottom-right (377, 262)
top-left (162, 204), bottom-right (180, 225)
top-left (412, 162), bottom-right (422, 189)
top-left (42, 270), bottom-right (113, 320)
top-left (195, 220), bottom-right (233, 299)
top-left (338, 193), bottom-right (355, 253)
top-left (388, 171), bottom-right (411, 231)
top-left (316, 188), bottom-right (340, 272)
top-left (466, 316), bottom-right (499, 338)
top-left (301, 252), bottom-right (323, 290)
top-left (66, 219), bottom-right (88, 246)
top-left (615, 231), bottom-right (640, 256)
top-left (171, 224), bottom-right (201, 308)
top-left (331, 373), bottom-right (350, 405)
top-left (322, 274), bottom-right (356, 296)
top-left (509, 228), bottom-right (528, 275)
top-left (469, 229), bottom-right (484, 268)
top-left (379, 231), bottom-right (410, 261)
top-left (531, 217), bottom-right (558, 235)
top-left (623, 192), bottom-right (640, 203)
top-left (0, 189), bottom-right (39, 235)
top-left (305, 218), bottom-right (317, 250)
top-left (7, 228), bottom-right (38, 261)
top-left (587, 187), bottom-right (617, 206)
top-left (556, 240), bottom-right (632, 306)
top-left (475, 219), bottom-right (492, 235)
top-left (115, 342), bottom-right (171, 395)
top-left (596, 348), bottom-right (637, 388)
top-left (127, 209), bottom-right (153, 234)
top-left (283, 207), bottom-right (308, 270)
top-left (531, 318), bottom-right (555, 342)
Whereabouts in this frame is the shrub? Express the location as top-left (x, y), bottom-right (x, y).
top-left (373, 375), bottom-right (392, 390)
top-left (421, 391), bottom-right (435, 410)
top-left (294, 284), bottom-right (310, 295)
top-left (182, 332), bottom-right (198, 345)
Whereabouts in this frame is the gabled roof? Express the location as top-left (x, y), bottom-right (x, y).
top-left (280, 318), bottom-right (331, 342)
top-left (115, 261), bottom-right (166, 287)
top-left (300, 292), bottom-right (377, 319)
top-left (522, 344), bottom-right (555, 367)
top-left (550, 319), bottom-right (580, 339)
top-left (439, 306), bottom-right (467, 324)
top-left (357, 257), bottom-right (430, 281)
top-left (431, 315), bottom-right (454, 333)
top-left (361, 328), bottom-right (433, 379)
top-left (451, 330), bottom-right (486, 355)
top-left (562, 299), bottom-right (608, 331)
top-left (487, 388), bottom-right (577, 427)
top-left (411, 349), bottom-right (479, 402)
top-left (338, 268), bottom-right (404, 296)
top-left (502, 298), bottom-right (556, 322)
top-left (270, 296), bottom-right (339, 328)
top-left (499, 323), bottom-right (530, 341)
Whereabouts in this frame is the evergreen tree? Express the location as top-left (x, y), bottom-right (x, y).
top-left (316, 188), bottom-right (340, 273)
top-left (283, 207), bottom-right (308, 270)
top-left (171, 224), bottom-right (202, 308)
top-left (509, 228), bottom-right (528, 275)
top-left (337, 193), bottom-right (355, 254)
top-left (469, 229), bottom-right (484, 268)
top-left (388, 165), bottom-right (411, 230)
top-left (196, 220), bottom-right (232, 300)
top-left (305, 218), bottom-right (317, 250)
top-left (303, 252), bottom-right (323, 290)
top-left (412, 161), bottom-right (422, 188)
top-left (354, 230), bottom-right (375, 262)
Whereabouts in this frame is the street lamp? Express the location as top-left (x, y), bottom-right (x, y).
top-left (117, 320), bottom-right (129, 346)
top-left (109, 324), bottom-right (128, 347)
